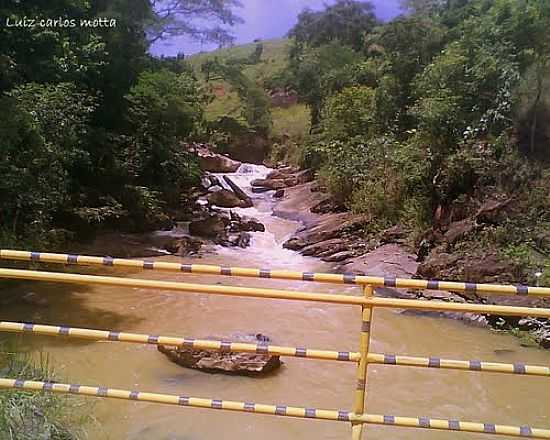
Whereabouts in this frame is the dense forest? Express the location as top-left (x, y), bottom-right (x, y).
top-left (276, 0), bottom-right (550, 286)
top-left (0, 0), bottom-right (244, 249)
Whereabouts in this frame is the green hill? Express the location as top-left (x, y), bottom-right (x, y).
top-left (188, 38), bottom-right (310, 141)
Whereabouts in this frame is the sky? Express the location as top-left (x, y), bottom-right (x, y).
top-left (151, 0), bottom-right (403, 57)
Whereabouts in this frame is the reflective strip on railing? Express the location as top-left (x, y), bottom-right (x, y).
top-left (1, 268), bottom-right (550, 318)
top-left (0, 321), bottom-right (359, 362)
top-left (0, 378), bottom-right (548, 438)
top-left (2, 249), bottom-right (549, 297)
top-left (2, 321), bottom-right (549, 377)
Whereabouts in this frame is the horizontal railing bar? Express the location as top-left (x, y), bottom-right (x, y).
top-left (0, 378), bottom-right (548, 438)
top-left (5, 321), bottom-right (548, 377)
top-left (0, 268), bottom-right (365, 305)
top-left (0, 321), bottom-right (360, 362)
top-left (2, 249), bottom-right (549, 297)
top-left (367, 353), bottom-right (550, 377)
top-left (1, 268), bottom-right (550, 318)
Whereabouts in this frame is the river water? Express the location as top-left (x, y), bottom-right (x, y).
top-left (2, 164), bottom-right (549, 440)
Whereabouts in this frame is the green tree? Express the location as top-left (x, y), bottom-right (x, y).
top-left (0, 83), bottom-right (96, 242)
top-left (124, 69), bottom-right (203, 193)
top-left (289, 0), bottom-right (378, 51)
top-left (149, 0), bottom-right (243, 46)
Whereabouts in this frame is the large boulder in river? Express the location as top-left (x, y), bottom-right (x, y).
top-left (164, 236), bottom-right (203, 256)
top-left (199, 152), bottom-right (241, 173)
top-left (207, 189), bottom-right (249, 208)
top-left (251, 179), bottom-right (287, 190)
top-left (157, 334), bottom-right (281, 376)
top-left (189, 215), bottom-right (227, 238)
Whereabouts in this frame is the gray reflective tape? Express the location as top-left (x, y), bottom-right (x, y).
top-left (343, 274), bottom-right (356, 284)
top-left (103, 256), bottom-right (114, 266)
top-left (465, 282), bottom-right (477, 294)
top-left (428, 357), bottom-right (441, 368)
top-left (484, 424), bottom-right (496, 433)
top-left (97, 387), bottom-right (108, 397)
top-left (178, 396), bottom-right (190, 406)
top-left (220, 267), bottom-right (232, 276)
top-left (244, 402), bottom-right (255, 411)
top-left (275, 406), bottom-right (287, 416)
top-left (419, 417), bottom-right (430, 428)
top-left (520, 426), bottom-right (533, 437)
top-left (516, 285), bottom-right (529, 296)
top-left (514, 363), bottom-right (526, 374)
top-left (383, 415), bottom-right (395, 424)
top-left (129, 391), bottom-right (140, 400)
top-left (338, 411), bottom-right (350, 421)
top-left (211, 399), bottom-right (223, 409)
top-left (384, 277), bottom-right (397, 288)
top-left (361, 321), bottom-right (371, 333)
top-left (14, 379), bottom-right (25, 388)
top-left (59, 326), bottom-right (70, 336)
top-left (69, 384), bottom-right (80, 393)
top-left (147, 335), bottom-right (159, 344)
top-left (427, 280), bottom-right (439, 290)
top-left (30, 252), bottom-right (41, 261)
top-left (43, 382), bottom-right (54, 391)
top-left (449, 420), bottom-right (460, 430)
top-left (305, 408), bottom-right (316, 418)
top-left (108, 332), bottom-right (120, 341)
top-left (143, 261), bottom-right (154, 270)
top-left (180, 264), bottom-right (192, 273)
top-left (302, 272), bottom-right (315, 281)
top-left (259, 269), bottom-right (271, 278)
top-left (22, 323), bottom-right (34, 331)
top-left (384, 354), bottom-right (397, 365)
top-left (295, 347), bottom-right (307, 357)
top-left (337, 352), bottom-right (350, 361)
top-left (357, 379), bottom-right (366, 390)
top-left (67, 255), bottom-right (79, 264)
top-left (469, 360), bottom-right (482, 371)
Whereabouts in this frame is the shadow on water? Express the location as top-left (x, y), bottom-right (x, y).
top-left (0, 278), bottom-right (145, 350)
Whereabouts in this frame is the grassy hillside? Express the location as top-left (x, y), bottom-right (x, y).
top-left (188, 38), bottom-right (310, 140)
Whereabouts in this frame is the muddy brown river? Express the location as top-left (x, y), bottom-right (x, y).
top-left (1, 165), bottom-right (549, 439)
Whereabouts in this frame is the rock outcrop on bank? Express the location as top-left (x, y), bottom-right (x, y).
top-left (274, 173), bottom-right (550, 349)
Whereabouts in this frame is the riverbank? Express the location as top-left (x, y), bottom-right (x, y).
top-left (274, 179), bottom-right (550, 349)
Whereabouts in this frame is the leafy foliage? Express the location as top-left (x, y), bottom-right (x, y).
top-left (289, 0), bottom-right (378, 51)
top-left (0, 0), bottom-right (246, 246)
top-left (288, 0), bottom-right (550, 256)
top-left (0, 348), bottom-right (89, 439)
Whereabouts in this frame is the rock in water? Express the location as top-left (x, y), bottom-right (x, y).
top-left (223, 176), bottom-right (253, 208)
top-left (158, 334), bottom-right (281, 376)
top-left (207, 189), bottom-right (248, 208)
top-left (189, 215), bottom-right (227, 238)
top-left (198, 152), bottom-right (241, 173)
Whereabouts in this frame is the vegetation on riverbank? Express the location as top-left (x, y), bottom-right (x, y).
top-left (0, 345), bottom-right (89, 439)
top-left (257, 0), bottom-right (550, 290)
top-left (0, 1), bottom-right (247, 250)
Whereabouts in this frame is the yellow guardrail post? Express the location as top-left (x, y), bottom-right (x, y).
top-left (352, 285), bottom-right (374, 439)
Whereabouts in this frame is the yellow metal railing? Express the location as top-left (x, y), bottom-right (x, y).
top-left (1, 249), bottom-right (550, 439)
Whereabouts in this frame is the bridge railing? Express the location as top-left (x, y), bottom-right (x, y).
top-left (0, 249), bottom-right (550, 439)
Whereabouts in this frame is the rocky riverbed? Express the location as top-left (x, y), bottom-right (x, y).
top-left (272, 176), bottom-right (550, 349)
